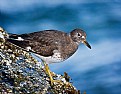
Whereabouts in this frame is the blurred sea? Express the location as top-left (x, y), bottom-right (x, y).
top-left (0, 0), bottom-right (121, 94)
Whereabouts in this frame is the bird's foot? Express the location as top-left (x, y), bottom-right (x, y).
top-left (44, 64), bottom-right (63, 86)
top-left (44, 63), bottom-right (73, 87)
top-left (50, 79), bottom-right (63, 86)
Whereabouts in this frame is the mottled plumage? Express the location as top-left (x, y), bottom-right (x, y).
top-left (7, 29), bottom-right (91, 64)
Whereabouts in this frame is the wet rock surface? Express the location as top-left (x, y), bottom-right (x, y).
top-left (0, 27), bottom-right (79, 94)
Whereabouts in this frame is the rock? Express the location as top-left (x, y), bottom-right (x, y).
top-left (0, 27), bottom-right (80, 94)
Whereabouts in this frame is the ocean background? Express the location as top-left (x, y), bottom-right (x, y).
top-left (0, 0), bottom-right (121, 94)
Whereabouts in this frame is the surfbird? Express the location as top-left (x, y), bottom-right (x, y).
top-left (7, 28), bottom-right (91, 85)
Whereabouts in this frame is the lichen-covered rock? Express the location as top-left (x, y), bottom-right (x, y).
top-left (0, 27), bottom-right (80, 94)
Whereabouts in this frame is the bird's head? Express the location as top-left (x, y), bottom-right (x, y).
top-left (70, 28), bottom-right (91, 49)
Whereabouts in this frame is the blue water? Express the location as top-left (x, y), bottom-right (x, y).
top-left (0, 0), bottom-right (121, 94)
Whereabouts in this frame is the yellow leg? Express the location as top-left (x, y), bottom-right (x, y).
top-left (43, 61), bottom-right (62, 85)
top-left (44, 64), bottom-right (54, 85)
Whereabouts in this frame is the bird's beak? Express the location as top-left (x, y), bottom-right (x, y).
top-left (83, 40), bottom-right (91, 49)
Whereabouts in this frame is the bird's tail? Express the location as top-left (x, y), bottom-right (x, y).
top-left (8, 33), bottom-right (21, 40)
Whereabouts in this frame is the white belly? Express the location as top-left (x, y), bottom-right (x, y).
top-left (33, 50), bottom-right (64, 64)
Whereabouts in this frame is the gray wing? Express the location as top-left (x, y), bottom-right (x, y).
top-left (8, 30), bottom-right (69, 57)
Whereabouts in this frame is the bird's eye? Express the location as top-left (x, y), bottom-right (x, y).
top-left (77, 33), bottom-right (81, 37)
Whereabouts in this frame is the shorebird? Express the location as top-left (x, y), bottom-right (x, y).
top-left (7, 28), bottom-right (91, 85)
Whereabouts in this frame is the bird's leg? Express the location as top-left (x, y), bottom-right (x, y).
top-left (44, 63), bottom-right (54, 85)
top-left (42, 61), bottom-right (62, 85)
